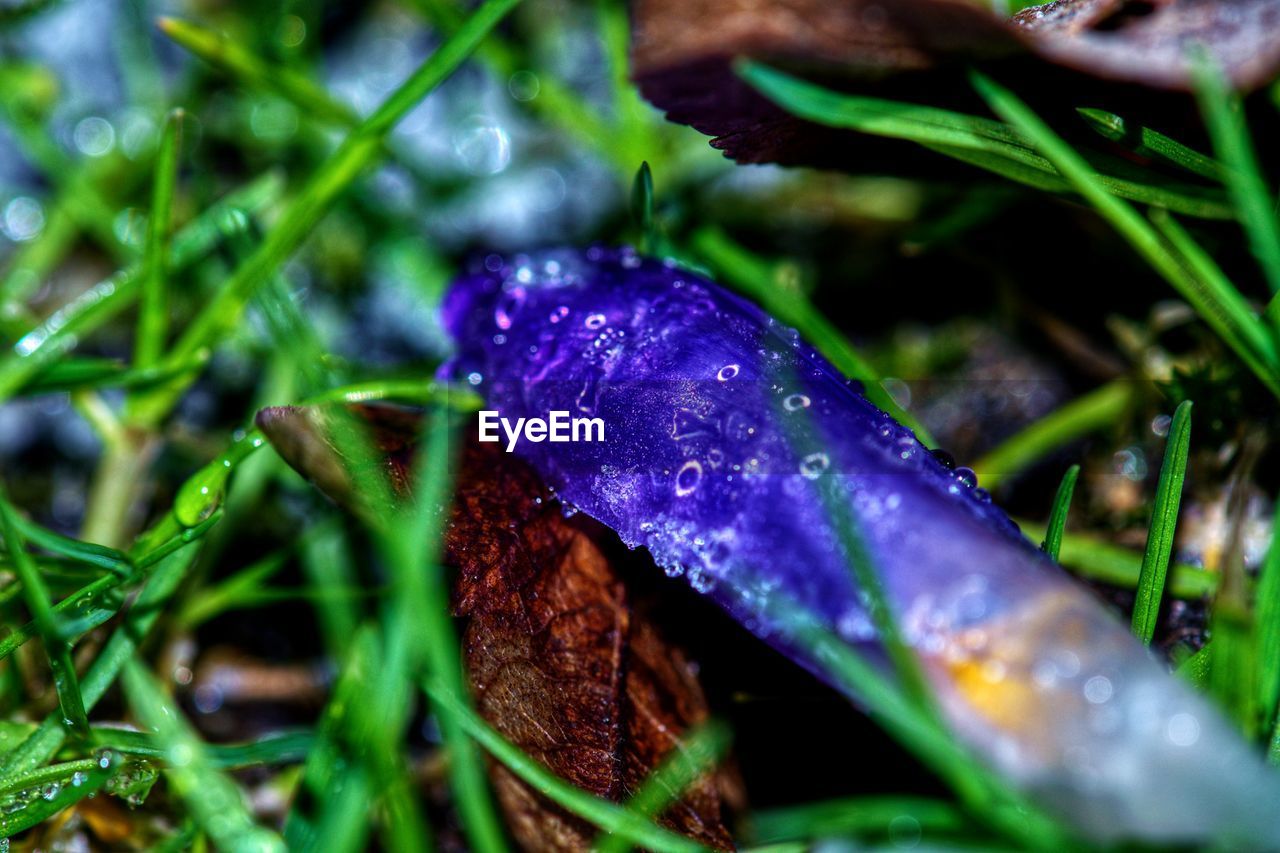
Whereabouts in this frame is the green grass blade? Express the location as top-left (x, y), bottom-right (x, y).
top-left (175, 550), bottom-right (289, 629)
top-left (122, 659), bottom-right (286, 852)
top-left (0, 486), bottom-right (90, 737)
top-left (0, 573), bottom-right (120, 663)
top-left (91, 727), bottom-right (314, 769)
top-left (1257, 496), bottom-right (1280, 734)
top-left (1188, 50), bottom-right (1280, 304)
top-left (1077, 107), bottom-right (1221, 181)
top-left (132, 0), bottom-right (523, 424)
top-left (133, 107), bottom-right (183, 370)
top-left (1148, 209), bottom-right (1280, 376)
top-left (752, 796), bottom-right (971, 845)
top-left (738, 61), bottom-right (1232, 219)
top-left (1041, 464), bottom-right (1079, 561)
top-left (157, 17), bottom-right (359, 127)
top-left (1015, 518), bottom-right (1216, 598)
top-left (0, 754), bottom-right (116, 839)
top-left (631, 160), bottom-right (655, 254)
top-left (973, 381), bottom-right (1132, 491)
top-left (299, 523), bottom-right (361, 658)
top-left (969, 70), bottom-right (1280, 399)
top-left (8, 513), bottom-right (131, 576)
top-left (0, 542), bottom-right (201, 776)
top-left (0, 172), bottom-right (283, 402)
top-left (595, 721), bottom-right (732, 853)
top-left (399, 414), bottom-right (506, 853)
top-left (1130, 400), bottom-right (1193, 645)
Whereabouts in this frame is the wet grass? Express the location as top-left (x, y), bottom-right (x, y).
top-left (0, 0), bottom-right (1279, 849)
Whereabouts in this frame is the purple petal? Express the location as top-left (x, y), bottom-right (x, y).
top-left (442, 246), bottom-right (1280, 845)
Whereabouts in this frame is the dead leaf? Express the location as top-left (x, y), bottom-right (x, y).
top-left (632, 0), bottom-right (1280, 167)
top-left (256, 404), bottom-right (737, 851)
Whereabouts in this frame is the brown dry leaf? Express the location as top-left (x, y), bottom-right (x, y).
top-left (632, 0), bottom-right (1280, 166)
top-left (256, 404), bottom-right (736, 852)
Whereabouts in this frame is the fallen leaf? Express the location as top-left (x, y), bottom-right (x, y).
top-left (256, 404), bottom-right (737, 851)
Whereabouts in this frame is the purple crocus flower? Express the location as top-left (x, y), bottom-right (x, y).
top-left (441, 246), bottom-right (1280, 845)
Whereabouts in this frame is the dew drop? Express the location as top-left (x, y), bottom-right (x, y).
top-left (954, 466), bottom-right (978, 488)
top-left (783, 393), bottom-right (810, 411)
top-left (585, 313), bottom-right (606, 329)
top-left (931, 448), bottom-right (956, 470)
top-left (800, 452), bottom-right (830, 480)
top-left (716, 364), bottom-right (740, 382)
top-left (675, 460), bottom-right (703, 497)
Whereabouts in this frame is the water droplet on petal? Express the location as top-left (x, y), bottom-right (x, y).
top-left (783, 393), bottom-right (811, 411)
top-left (800, 452), bottom-right (830, 480)
top-left (675, 460), bottom-right (702, 497)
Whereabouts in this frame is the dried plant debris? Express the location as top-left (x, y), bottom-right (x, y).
top-left (256, 404), bottom-right (736, 851)
top-left (632, 0), bottom-right (1280, 165)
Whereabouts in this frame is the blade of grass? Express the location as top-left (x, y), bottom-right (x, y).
top-left (737, 62), bottom-right (1232, 220)
top-left (1076, 107), bottom-right (1221, 181)
top-left (0, 753), bottom-right (116, 839)
top-left (131, 0), bottom-right (523, 425)
top-left (595, 721), bottom-right (732, 853)
top-left (1257, 496), bottom-right (1280, 734)
top-left (0, 486), bottom-right (90, 738)
top-left (90, 727), bottom-right (314, 769)
top-left (299, 522), bottom-right (361, 658)
top-left (396, 412), bottom-right (507, 853)
top-left (1207, 456), bottom-right (1262, 736)
top-left (0, 172), bottom-right (283, 402)
top-left (1188, 50), bottom-right (1280, 307)
top-left (1131, 400), bottom-right (1193, 645)
top-left (972, 381), bottom-right (1132, 491)
top-left (1148, 209), bottom-right (1280, 377)
top-left (969, 70), bottom-right (1280, 399)
top-left (1015, 518), bottom-right (1215, 598)
top-left (17, 354), bottom-right (209, 396)
top-left (631, 160), bottom-right (656, 254)
top-left (156, 18), bottom-right (359, 126)
top-left (0, 540), bottom-right (202, 776)
top-left (174, 549), bottom-right (289, 629)
top-left (1041, 464), bottom-right (1079, 561)
top-left (752, 796), bottom-right (971, 845)
top-left (133, 108), bottom-right (183, 370)
top-left (122, 659), bottom-right (286, 852)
